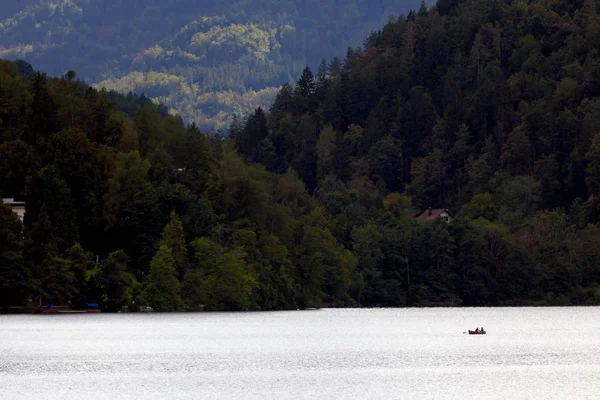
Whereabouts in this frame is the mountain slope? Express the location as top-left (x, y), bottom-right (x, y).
top-left (235, 0), bottom-right (600, 306)
top-left (0, 0), bottom-right (425, 129)
top-left (0, 58), bottom-right (353, 311)
top-left (5, 0), bottom-right (600, 311)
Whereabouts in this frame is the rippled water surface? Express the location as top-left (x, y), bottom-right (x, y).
top-left (1, 308), bottom-right (600, 399)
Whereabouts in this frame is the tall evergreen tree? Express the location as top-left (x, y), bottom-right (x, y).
top-left (141, 245), bottom-right (182, 311)
top-left (28, 72), bottom-right (59, 143)
top-left (160, 211), bottom-right (187, 280)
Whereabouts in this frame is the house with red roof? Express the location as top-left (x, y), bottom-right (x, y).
top-left (418, 207), bottom-right (453, 223)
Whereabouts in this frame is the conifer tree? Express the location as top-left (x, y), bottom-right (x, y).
top-left (295, 67), bottom-right (317, 113)
top-left (28, 72), bottom-right (59, 143)
top-left (141, 245), bottom-right (182, 311)
top-left (297, 67), bottom-right (315, 95)
top-left (160, 211), bottom-right (187, 280)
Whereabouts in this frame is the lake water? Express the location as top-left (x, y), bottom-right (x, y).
top-left (1, 308), bottom-right (599, 399)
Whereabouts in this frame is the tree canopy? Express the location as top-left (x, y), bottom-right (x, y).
top-left (4, 0), bottom-right (600, 311)
top-left (0, 0), bottom-right (426, 130)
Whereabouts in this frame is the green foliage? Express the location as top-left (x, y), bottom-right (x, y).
top-left (0, 0), bottom-right (426, 129)
top-left (383, 193), bottom-right (416, 218)
top-left (461, 193), bottom-right (498, 221)
top-left (295, 208), bottom-right (357, 308)
top-left (198, 252), bottom-right (257, 311)
top-left (104, 151), bottom-right (151, 227)
top-left (191, 23), bottom-right (272, 60)
top-left (8, 0), bottom-right (600, 311)
top-left (141, 245), bottom-right (182, 311)
top-left (160, 211), bottom-right (187, 280)
top-left (232, 0), bottom-right (600, 307)
top-left (0, 64), bottom-right (368, 311)
top-left (25, 166), bottom-right (78, 251)
top-left (98, 250), bottom-right (137, 312)
top-left (0, 202), bottom-right (30, 309)
top-left (39, 247), bottom-right (77, 305)
top-left (66, 243), bottom-right (95, 307)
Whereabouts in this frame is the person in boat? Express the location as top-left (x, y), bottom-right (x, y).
top-left (475, 328), bottom-right (479, 332)
top-left (481, 327), bottom-right (484, 332)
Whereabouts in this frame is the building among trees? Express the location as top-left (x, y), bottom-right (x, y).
top-left (2, 199), bottom-right (25, 220)
top-left (418, 208), bottom-right (453, 223)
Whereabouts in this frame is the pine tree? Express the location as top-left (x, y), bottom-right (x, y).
top-left (228, 115), bottom-right (244, 141)
top-left (329, 57), bottom-right (342, 77)
top-left (141, 245), bottom-right (182, 311)
top-left (316, 125), bottom-right (336, 181)
top-left (160, 211), bottom-right (187, 280)
top-left (418, 0), bottom-right (428, 17)
top-left (237, 108), bottom-right (268, 159)
top-left (316, 59), bottom-right (330, 103)
top-left (270, 84), bottom-right (293, 120)
top-left (28, 72), bottom-right (59, 143)
top-left (295, 67), bottom-right (317, 113)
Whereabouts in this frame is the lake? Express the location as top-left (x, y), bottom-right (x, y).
top-left (1, 308), bottom-right (599, 399)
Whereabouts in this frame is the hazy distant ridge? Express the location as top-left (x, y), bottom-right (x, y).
top-left (0, 0), bottom-right (425, 129)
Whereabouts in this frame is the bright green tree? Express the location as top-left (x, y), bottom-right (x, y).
top-left (141, 245), bottom-right (182, 311)
top-left (200, 252), bottom-right (257, 311)
top-left (160, 211), bottom-right (187, 280)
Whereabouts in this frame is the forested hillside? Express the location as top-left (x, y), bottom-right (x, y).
top-left (0, 0), bottom-right (425, 129)
top-left (0, 59), bottom-right (360, 312)
top-left (4, 0), bottom-right (600, 313)
top-left (234, 0), bottom-right (600, 307)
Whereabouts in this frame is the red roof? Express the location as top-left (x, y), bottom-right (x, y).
top-left (418, 208), bottom-right (452, 221)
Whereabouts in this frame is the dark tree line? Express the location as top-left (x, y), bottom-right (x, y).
top-left (3, 0), bottom-right (600, 312)
top-left (234, 0), bottom-right (600, 307)
top-left (0, 61), bottom-right (358, 312)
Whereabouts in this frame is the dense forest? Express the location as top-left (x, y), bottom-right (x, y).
top-left (0, 0), bottom-right (425, 129)
top-left (3, 0), bottom-right (600, 312)
top-left (232, 0), bottom-right (600, 308)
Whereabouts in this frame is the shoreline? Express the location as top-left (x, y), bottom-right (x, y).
top-left (3, 303), bottom-right (600, 315)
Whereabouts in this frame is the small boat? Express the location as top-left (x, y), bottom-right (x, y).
top-left (468, 329), bottom-right (486, 335)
